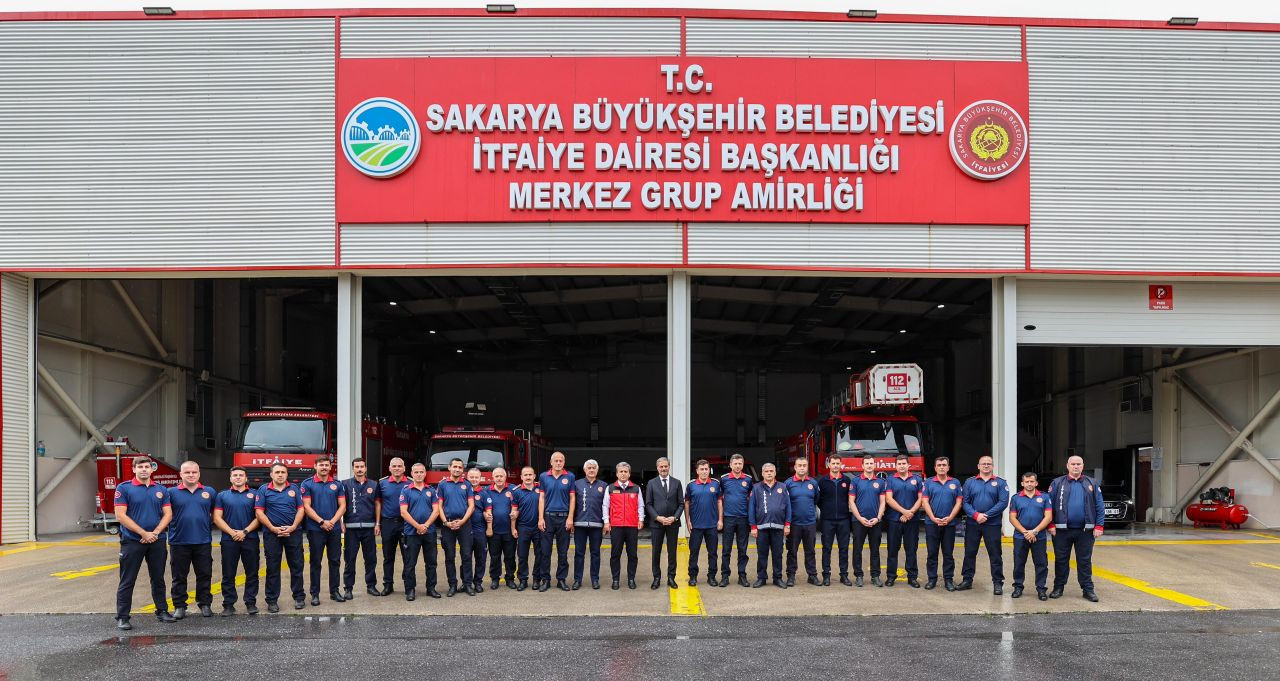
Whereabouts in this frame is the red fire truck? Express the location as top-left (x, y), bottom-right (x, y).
top-left (775, 364), bottom-right (928, 477)
top-left (232, 407), bottom-right (428, 486)
top-left (422, 425), bottom-right (554, 487)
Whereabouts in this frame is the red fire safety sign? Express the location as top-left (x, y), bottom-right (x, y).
top-left (1149, 285), bottom-right (1173, 310)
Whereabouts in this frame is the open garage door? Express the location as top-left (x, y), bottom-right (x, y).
top-left (1015, 279), bottom-right (1280, 529)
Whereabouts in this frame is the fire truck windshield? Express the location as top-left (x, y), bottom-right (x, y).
top-left (238, 418), bottom-right (326, 453)
top-left (836, 422), bottom-right (923, 455)
top-left (428, 440), bottom-right (506, 471)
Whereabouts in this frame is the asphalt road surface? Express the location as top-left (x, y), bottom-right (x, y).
top-left (0, 610), bottom-right (1277, 681)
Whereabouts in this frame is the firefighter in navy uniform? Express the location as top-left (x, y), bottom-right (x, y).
top-left (921, 456), bottom-right (963, 590)
top-left (569, 459), bottom-right (607, 590)
top-left (399, 462), bottom-right (442, 600)
top-left (848, 454), bottom-right (887, 587)
top-left (749, 462), bottom-right (791, 589)
top-left (816, 454), bottom-right (852, 586)
top-left (375, 457), bottom-right (411, 596)
top-left (301, 458), bottom-right (347, 605)
top-left (255, 463), bottom-right (307, 612)
top-left (603, 462), bottom-right (644, 590)
top-left (884, 454), bottom-right (925, 588)
top-left (1048, 455), bottom-right (1105, 602)
top-left (718, 454), bottom-right (754, 587)
top-left (112, 456), bottom-right (176, 630)
top-left (958, 455), bottom-right (1010, 594)
top-left (466, 468), bottom-right (489, 594)
top-left (341, 457), bottom-right (382, 600)
top-left (684, 459), bottom-right (723, 587)
top-left (511, 466), bottom-right (544, 591)
top-left (167, 461), bottom-right (217, 619)
top-left (483, 467), bottom-right (519, 590)
top-left (437, 457), bottom-right (476, 597)
top-left (213, 466), bottom-right (261, 616)
top-left (538, 451), bottom-right (577, 592)
top-left (783, 458), bottom-right (819, 587)
top-left (1010, 472), bottom-right (1053, 601)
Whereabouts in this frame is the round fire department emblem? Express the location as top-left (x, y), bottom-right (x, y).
top-left (1035, 497), bottom-right (1043, 504)
top-left (872, 482), bottom-right (880, 489)
top-left (287, 490), bottom-right (296, 497)
top-left (776, 487), bottom-right (783, 494)
top-left (330, 483), bottom-right (338, 491)
top-left (910, 479), bottom-right (918, 486)
top-left (155, 491), bottom-right (164, 499)
top-left (991, 481), bottom-right (998, 487)
top-left (807, 483), bottom-right (813, 490)
top-left (948, 483), bottom-right (957, 490)
top-left (949, 100), bottom-right (1027, 181)
top-left (202, 491), bottom-right (210, 499)
top-left (742, 481), bottom-right (748, 488)
top-left (114, 490), bottom-right (123, 500)
top-left (562, 478), bottom-right (568, 485)
top-left (341, 97), bottom-right (421, 178)
top-left (366, 487), bottom-right (374, 494)
top-left (247, 493), bottom-right (255, 500)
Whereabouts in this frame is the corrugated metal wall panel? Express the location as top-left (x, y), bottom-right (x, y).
top-left (1017, 279), bottom-right (1280, 345)
top-left (2, 274), bottom-right (34, 544)
top-left (341, 17), bottom-right (680, 57)
top-left (687, 223), bottom-right (1024, 269)
top-left (0, 20), bottom-right (335, 269)
top-left (341, 222), bottom-right (682, 265)
top-left (1028, 27), bottom-right (1280, 272)
top-left (685, 19), bottom-right (1022, 60)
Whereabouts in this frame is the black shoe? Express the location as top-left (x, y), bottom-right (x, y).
top-left (752, 578), bottom-right (766, 588)
top-left (447, 586), bottom-right (457, 597)
top-left (994, 584), bottom-right (1003, 596)
top-left (667, 577), bottom-right (679, 589)
top-left (538, 581), bottom-right (550, 592)
top-left (955, 580), bottom-right (973, 591)
top-left (925, 580), bottom-right (937, 590)
top-left (1049, 587), bottom-right (1064, 599)
top-left (405, 588), bottom-right (416, 601)
top-left (807, 575), bottom-right (820, 586)
top-left (331, 591), bottom-right (345, 603)
top-left (267, 602), bottom-right (280, 613)
top-left (651, 578), bottom-right (662, 590)
top-left (246, 604), bottom-right (259, 615)
top-left (344, 589), bottom-right (354, 600)
top-left (612, 579), bottom-right (620, 590)
top-left (855, 576), bottom-right (864, 587)
top-left (707, 576), bottom-right (719, 587)
top-left (199, 605), bottom-right (213, 617)
top-left (840, 576), bottom-right (853, 586)
top-left (885, 577), bottom-right (896, 587)
top-left (427, 588), bottom-right (442, 599)
top-left (1038, 590), bottom-right (1048, 601)
top-left (1011, 586), bottom-right (1024, 599)
top-left (155, 611), bottom-right (177, 623)
top-left (945, 579), bottom-right (957, 592)
top-left (491, 580), bottom-right (501, 591)
top-left (116, 618), bottom-right (132, 631)
top-left (380, 585), bottom-right (395, 596)
top-left (367, 586), bottom-right (380, 597)
top-left (627, 579), bottom-right (637, 590)
top-left (572, 580), bottom-right (582, 591)
top-left (822, 576), bottom-right (830, 586)
top-left (592, 579), bottom-right (600, 590)
top-left (871, 576), bottom-right (883, 587)
top-left (773, 578), bottom-right (787, 589)
top-left (558, 580), bottom-right (570, 592)
top-left (172, 607), bottom-right (186, 621)
top-left (294, 599), bottom-right (306, 610)
top-left (517, 580), bottom-right (528, 592)
top-left (506, 579), bottom-right (517, 590)
top-left (688, 577), bottom-right (698, 587)
top-left (1083, 591), bottom-right (1099, 602)
top-left (473, 582), bottom-right (484, 594)
top-left (739, 575), bottom-right (750, 588)
top-left (785, 576), bottom-right (796, 587)
top-left (310, 595), bottom-right (320, 606)
top-left (908, 579), bottom-right (921, 588)
top-left (466, 584), bottom-right (476, 597)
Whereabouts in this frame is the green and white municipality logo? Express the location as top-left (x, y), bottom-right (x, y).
top-left (341, 97), bottom-right (421, 178)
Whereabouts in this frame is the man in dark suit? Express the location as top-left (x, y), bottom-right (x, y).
top-left (644, 457), bottom-right (684, 590)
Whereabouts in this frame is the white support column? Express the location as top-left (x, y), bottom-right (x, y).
top-left (991, 277), bottom-right (1018, 535)
top-left (336, 274), bottom-right (362, 480)
top-left (1150, 367), bottom-right (1179, 523)
top-left (667, 271), bottom-right (692, 533)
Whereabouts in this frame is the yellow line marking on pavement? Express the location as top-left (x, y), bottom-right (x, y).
top-left (668, 539), bottom-right (704, 616)
top-left (1087, 563), bottom-right (1227, 611)
top-left (1250, 561), bottom-right (1280, 571)
top-left (0, 539), bottom-right (117, 557)
top-left (52, 563), bottom-right (117, 580)
top-left (1097, 539), bottom-right (1280, 546)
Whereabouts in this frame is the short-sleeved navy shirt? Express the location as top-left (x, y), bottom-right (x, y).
top-left (849, 474), bottom-right (887, 519)
top-left (168, 483), bottom-right (216, 545)
top-left (215, 486), bottom-right (259, 541)
top-left (484, 484), bottom-right (517, 534)
top-left (114, 479), bottom-right (170, 542)
top-left (255, 482), bottom-right (304, 528)
top-left (300, 475), bottom-right (344, 532)
top-left (399, 484), bottom-right (438, 536)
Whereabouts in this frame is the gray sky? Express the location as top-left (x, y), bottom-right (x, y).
top-left (6, 0), bottom-right (1280, 24)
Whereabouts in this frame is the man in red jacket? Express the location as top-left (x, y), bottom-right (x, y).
top-left (603, 461), bottom-right (645, 590)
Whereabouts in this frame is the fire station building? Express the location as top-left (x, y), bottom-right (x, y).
top-left (2, 7), bottom-right (1279, 543)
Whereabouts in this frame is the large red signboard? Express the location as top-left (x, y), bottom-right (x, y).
top-left (336, 57), bottom-right (1029, 224)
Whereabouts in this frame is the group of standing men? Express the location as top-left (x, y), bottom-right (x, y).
top-left (112, 448), bottom-right (1105, 630)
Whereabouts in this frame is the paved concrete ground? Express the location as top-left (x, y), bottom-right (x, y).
top-left (0, 610), bottom-right (1278, 680)
top-left (2, 525), bottom-right (1277, 618)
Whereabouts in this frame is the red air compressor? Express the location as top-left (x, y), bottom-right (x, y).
top-left (1185, 487), bottom-right (1249, 529)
